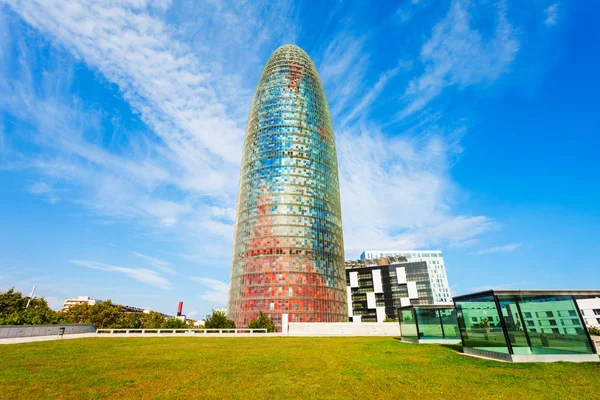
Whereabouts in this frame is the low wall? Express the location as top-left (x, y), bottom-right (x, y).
top-left (0, 324), bottom-right (95, 338)
top-left (593, 336), bottom-right (600, 353)
top-left (287, 322), bottom-right (400, 336)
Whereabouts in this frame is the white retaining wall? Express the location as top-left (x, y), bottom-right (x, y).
top-left (0, 324), bottom-right (95, 338)
top-left (287, 322), bottom-right (400, 336)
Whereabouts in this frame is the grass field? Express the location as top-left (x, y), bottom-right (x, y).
top-left (1, 337), bottom-right (599, 399)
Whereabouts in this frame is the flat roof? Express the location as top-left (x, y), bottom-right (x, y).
top-left (453, 289), bottom-right (600, 301)
top-left (398, 304), bottom-right (456, 310)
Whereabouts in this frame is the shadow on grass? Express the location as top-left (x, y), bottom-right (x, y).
top-left (440, 344), bottom-right (463, 353)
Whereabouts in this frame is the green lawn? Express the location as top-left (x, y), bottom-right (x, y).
top-left (0, 337), bottom-right (598, 399)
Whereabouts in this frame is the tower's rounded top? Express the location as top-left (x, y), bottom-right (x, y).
top-left (269, 44), bottom-right (311, 59)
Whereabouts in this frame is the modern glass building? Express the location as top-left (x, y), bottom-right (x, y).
top-left (345, 256), bottom-right (437, 322)
top-left (398, 305), bottom-right (460, 344)
top-left (360, 250), bottom-right (451, 304)
top-left (454, 290), bottom-right (599, 362)
top-left (228, 45), bottom-right (347, 329)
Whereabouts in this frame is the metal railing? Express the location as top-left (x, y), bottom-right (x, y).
top-left (96, 328), bottom-right (267, 334)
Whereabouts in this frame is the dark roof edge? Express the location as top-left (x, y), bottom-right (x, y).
top-left (453, 289), bottom-right (600, 301)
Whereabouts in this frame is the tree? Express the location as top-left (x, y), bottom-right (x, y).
top-left (0, 288), bottom-right (60, 325)
top-left (589, 326), bottom-right (600, 336)
top-left (118, 312), bottom-right (143, 329)
top-left (59, 300), bottom-right (122, 329)
top-left (204, 310), bottom-right (235, 329)
top-left (247, 311), bottom-right (275, 332)
top-left (160, 318), bottom-right (188, 329)
top-left (141, 311), bottom-right (166, 329)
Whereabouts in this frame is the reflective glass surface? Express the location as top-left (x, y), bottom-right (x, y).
top-left (457, 293), bottom-right (595, 355)
top-left (439, 309), bottom-right (460, 339)
top-left (415, 308), bottom-right (444, 339)
top-left (228, 45), bottom-right (347, 329)
top-left (517, 295), bottom-right (594, 354)
top-left (455, 295), bottom-right (509, 354)
top-left (400, 309), bottom-right (417, 338)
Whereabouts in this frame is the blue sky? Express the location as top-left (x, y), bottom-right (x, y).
top-left (1, 0), bottom-right (599, 318)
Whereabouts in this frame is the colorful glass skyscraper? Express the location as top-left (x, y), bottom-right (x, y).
top-left (228, 45), bottom-right (347, 329)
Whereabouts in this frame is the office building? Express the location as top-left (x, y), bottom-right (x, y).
top-left (345, 256), bottom-right (439, 323)
top-left (360, 250), bottom-right (451, 304)
top-left (62, 296), bottom-right (102, 311)
top-left (61, 296), bottom-right (170, 316)
top-left (228, 45), bottom-right (347, 329)
top-left (576, 297), bottom-right (600, 329)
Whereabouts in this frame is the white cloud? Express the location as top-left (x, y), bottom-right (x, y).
top-left (337, 122), bottom-right (493, 255)
top-left (401, 0), bottom-right (519, 117)
top-left (190, 277), bottom-right (229, 305)
top-left (544, 3), bottom-right (559, 27)
top-left (470, 243), bottom-right (522, 255)
top-left (131, 252), bottom-right (174, 274)
top-left (0, 0), bottom-right (298, 266)
top-left (187, 310), bottom-right (199, 318)
top-left (26, 181), bottom-right (60, 204)
top-left (72, 259), bottom-right (173, 289)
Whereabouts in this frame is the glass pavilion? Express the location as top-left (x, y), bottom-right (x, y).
top-left (453, 290), bottom-right (599, 362)
top-left (398, 305), bottom-right (461, 344)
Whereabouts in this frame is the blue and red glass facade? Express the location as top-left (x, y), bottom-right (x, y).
top-left (228, 45), bottom-right (347, 329)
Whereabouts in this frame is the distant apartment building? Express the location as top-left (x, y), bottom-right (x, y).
top-left (62, 296), bottom-right (102, 311)
top-left (62, 296), bottom-right (164, 315)
top-left (360, 250), bottom-right (451, 304)
top-left (345, 256), bottom-right (445, 323)
top-left (577, 297), bottom-right (600, 329)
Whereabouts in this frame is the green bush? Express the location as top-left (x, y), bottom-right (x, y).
top-left (204, 310), bottom-right (235, 329)
top-left (247, 311), bottom-right (276, 332)
top-left (383, 316), bottom-right (398, 323)
top-left (588, 326), bottom-right (600, 336)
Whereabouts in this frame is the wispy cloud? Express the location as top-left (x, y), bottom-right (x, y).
top-left (26, 181), bottom-right (59, 204)
top-left (72, 260), bottom-right (173, 290)
top-left (336, 121), bottom-right (493, 254)
top-left (400, 0), bottom-right (519, 117)
top-left (544, 3), bottom-right (559, 27)
top-left (190, 277), bottom-right (229, 305)
top-left (131, 252), bottom-right (174, 274)
top-left (470, 243), bottom-right (522, 255)
top-left (0, 0), bottom-right (296, 267)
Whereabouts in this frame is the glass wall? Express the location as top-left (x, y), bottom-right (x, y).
top-left (439, 309), bottom-right (460, 339)
top-left (400, 307), bottom-right (459, 340)
top-left (455, 294), bottom-right (509, 354)
top-left (517, 295), bottom-right (594, 355)
top-left (456, 292), bottom-right (596, 356)
top-left (497, 295), bottom-right (530, 355)
top-left (415, 308), bottom-right (444, 339)
top-left (399, 309), bottom-right (417, 339)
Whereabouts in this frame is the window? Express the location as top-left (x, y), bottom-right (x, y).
top-left (471, 317), bottom-right (478, 322)
top-left (569, 310), bottom-right (577, 317)
top-left (524, 312), bottom-right (532, 318)
top-left (549, 319), bottom-right (557, 326)
top-left (527, 320), bottom-right (535, 327)
top-left (546, 311), bottom-right (554, 318)
top-left (594, 309), bottom-right (600, 315)
top-left (551, 328), bottom-right (560, 334)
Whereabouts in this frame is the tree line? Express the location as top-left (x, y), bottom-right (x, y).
top-left (0, 288), bottom-right (276, 331)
